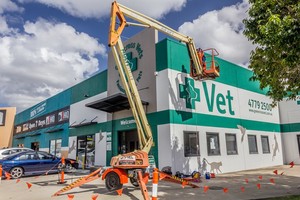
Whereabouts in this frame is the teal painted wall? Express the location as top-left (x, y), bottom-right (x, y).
top-left (15, 89), bottom-right (71, 124)
top-left (13, 123), bottom-right (69, 148)
top-left (71, 71), bottom-right (107, 104)
top-left (281, 123), bottom-right (300, 133)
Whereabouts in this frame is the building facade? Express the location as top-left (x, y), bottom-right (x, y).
top-left (0, 107), bottom-right (16, 148)
top-left (279, 97), bottom-right (300, 165)
top-left (13, 29), bottom-right (295, 174)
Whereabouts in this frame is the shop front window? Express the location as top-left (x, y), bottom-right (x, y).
top-left (184, 131), bottom-right (200, 157)
top-left (49, 139), bottom-right (62, 157)
top-left (207, 132), bottom-right (220, 156)
top-left (248, 135), bottom-right (258, 154)
top-left (261, 136), bottom-right (270, 154)
top-left (226, 133), bottom-right (238, 155)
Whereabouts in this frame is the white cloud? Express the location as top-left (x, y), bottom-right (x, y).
top-left (0, 18), bottom-right (106, 112)
top-left (0, 16), bottom-right (10, 34)
top-left (0, 0), bottom-right (23, 14)
top-left (17, 0), bottom-right (187, 19)
top-left (178, 0), bottom-right (254, 67)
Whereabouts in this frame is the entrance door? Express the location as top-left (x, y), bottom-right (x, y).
top-left (118, 130), bottom-right (139, 154)
top-left (77, 135), bottom-right (95, 169)
top-left (31, 142), bottom-right (39, 151)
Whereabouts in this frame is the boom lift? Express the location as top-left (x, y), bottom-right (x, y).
top-left (53, 1), bottom-right (219, 197)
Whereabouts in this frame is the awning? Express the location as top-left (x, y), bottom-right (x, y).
top-left (85, 93), bottom-right (149, 113)
top-left (28, 131), bottom-right (41, 137)
top-left (69, 121), bottom-right (97, 128)
top-left (45, 128), bottom-right (64, 133)
top-left (15, 134), bottom-right (26, 139)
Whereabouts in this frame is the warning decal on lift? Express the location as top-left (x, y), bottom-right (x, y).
top-left (119, 155), bottom-right (136, 165)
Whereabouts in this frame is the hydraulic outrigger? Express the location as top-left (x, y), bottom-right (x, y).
top-left (53, 1), bottom-right (219, 198)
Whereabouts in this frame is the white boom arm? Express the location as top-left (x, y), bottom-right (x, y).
top-left (108, 1), bottom-right (219, 154)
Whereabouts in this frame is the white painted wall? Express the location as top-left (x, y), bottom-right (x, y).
top-left (68, 136), bottom-right (77, 160)
top-left (279, 97), bottom-right (300, 164)
top-left (69, 92), bottom-right (108, 126)
top-left (158, 124), bottom-right (283, 174)
top-left (281, 133), bottom-right (300, 164)
top-left (156, 68), bottom-right (283, 173)
top-left (39, 147), bottom-right (49, 152)
top-left (94, 131), bottom-right (107, 166)
top-left (107, 28), bottom-right (158, 119)
top-left (279, 97), bottom-right (300, 124)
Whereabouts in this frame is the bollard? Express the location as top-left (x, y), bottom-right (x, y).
top-left (152, 168), bottom-right (158, 200)
top-left (0, 165), bottom-right (2, 184)
top-left (57, 156), bottom-right (67, 184)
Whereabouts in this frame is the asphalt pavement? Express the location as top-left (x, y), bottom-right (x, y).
top-left (0, 165), bottom-right (299, 200)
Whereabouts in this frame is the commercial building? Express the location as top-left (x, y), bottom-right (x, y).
top-left (279, 97), bottom-right (300, 165)
top-left (0, 107), bottom-right (16, 148)
top-left (12, 29), bottom-right (299, 174)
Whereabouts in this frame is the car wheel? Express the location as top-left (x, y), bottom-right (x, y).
top-left (10, 167), bottom-right (23, 179)
top-left (66, 163), bottom-right (72, 169)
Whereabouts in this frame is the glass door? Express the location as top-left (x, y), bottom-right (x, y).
top-left (77, 135), bottom-right (95, 169)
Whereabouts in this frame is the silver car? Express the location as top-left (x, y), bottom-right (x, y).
top-left (0, 147), bottom-right (34, 160)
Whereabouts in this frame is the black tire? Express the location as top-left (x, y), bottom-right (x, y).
top-left (10, 167), bottom-right (23, 179)
top-left (130, 177), bottom-right (139, 187)
top-left (65, 163), bottom-right (73, 169)
top-left (105, 172), bottom-right (123, 191)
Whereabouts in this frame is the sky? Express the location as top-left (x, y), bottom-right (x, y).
top-left (0, 0), bottom-right (254, 112)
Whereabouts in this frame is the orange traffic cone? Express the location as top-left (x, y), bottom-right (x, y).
top-left (68, 194), bottom-right (74, 200)
top-left (0, 165), bottom-right (2, 183)
top-left (5, 172), bottom-right (11, 180)
top-left (91, 194), bottom-right (99, 200)
top-left (26, 182), bottom-right (32, 189)
top-left (203, 186), bottom-right (209, 193)
top-left (257, 183), bottom-right (261, 189)
top-left (116, 188), bottom-right (123, 196)
top-left (240, 186), bottom-right (245, 192)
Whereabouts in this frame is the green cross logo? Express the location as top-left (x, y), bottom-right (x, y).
top-left (125, 52), bottom-right (137, 71)
top-left (179, 77), bottom-right (200, 109)
top-left (116, 48), bottom-right (142, 93)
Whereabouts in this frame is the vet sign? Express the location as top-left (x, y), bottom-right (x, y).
top-left (179, 78), bottom-right (235, 115)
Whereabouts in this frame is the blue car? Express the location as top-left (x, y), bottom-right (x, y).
top-left (0, 151), bottom-right (78, 179)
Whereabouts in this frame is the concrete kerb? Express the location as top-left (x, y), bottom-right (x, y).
top-left (0, 165), bottom-right (299, 200)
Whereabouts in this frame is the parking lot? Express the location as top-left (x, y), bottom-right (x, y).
top-left (0, 165), bottom-right (300, 200)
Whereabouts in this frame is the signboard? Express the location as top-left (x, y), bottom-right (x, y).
top-left (167, 72), bottom-right (280, 123)
top-left (106, 142), bottom-right (112, 151)
top-left (14, 107), bottom-right (70, 135)
top-left (30, 101), bottom-right (46, 119)
top-left (106, 132), bottom-right (112, 141)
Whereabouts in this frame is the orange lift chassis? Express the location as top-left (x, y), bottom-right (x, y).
top-left (53, 1), bottom-right (219, 198)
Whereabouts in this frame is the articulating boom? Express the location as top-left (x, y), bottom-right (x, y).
top-left (108, 1), bottom-right (220, 170)
top-left (53, 2), bottom-right (220, 197)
